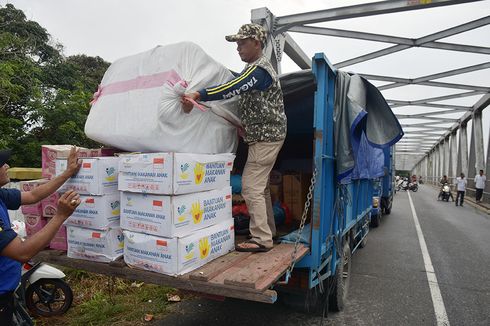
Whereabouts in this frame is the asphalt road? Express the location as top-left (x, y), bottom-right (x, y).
top-left (159, 185), bottom-right (490, 326)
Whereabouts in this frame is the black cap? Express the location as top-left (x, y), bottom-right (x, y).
top-left (0, 149), bottom-right (12, 166)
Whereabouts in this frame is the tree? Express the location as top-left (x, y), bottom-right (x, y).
top-left (0, 4), bottom-right (110, 167)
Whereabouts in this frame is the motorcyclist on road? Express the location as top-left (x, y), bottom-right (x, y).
top-left (438, 175), bottom-right (454, 201)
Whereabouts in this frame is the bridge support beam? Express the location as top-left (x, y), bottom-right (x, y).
top-left (456, 123), bottom-right (469, 178)
top-left (448, 131), bottom-right (458, 181)
top-left (467, 111), bottom-right (485, 196)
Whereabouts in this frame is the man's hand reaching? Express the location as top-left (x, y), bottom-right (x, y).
top-left (64, 146), bottom-right (82, 177)
top-left (180, 92), bottom-right (201, 114)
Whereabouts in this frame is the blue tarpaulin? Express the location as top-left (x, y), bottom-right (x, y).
top-left (334, 72), bottom-right (403, 184)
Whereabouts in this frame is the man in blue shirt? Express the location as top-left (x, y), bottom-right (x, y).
top-left (0, 147), bottom-right (81, 324)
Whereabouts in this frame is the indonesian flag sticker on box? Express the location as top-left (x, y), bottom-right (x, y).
top-left (120, 186), bottom-right (232, 237)
top-left (118, 152), bottom-right (235, 195)
top-left (65, 193), bottom-right (120, 230)
top-left (123, 219), bottom-right (234, 276)
top-left (67, 226), bottom-right (124, 263)
top-left (56, 157), bottom-right (120, 195)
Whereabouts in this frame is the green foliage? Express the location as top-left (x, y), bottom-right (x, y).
top-left (0, 4), bottom-right (110, 167)
top-left (35, 270), bottom-right (176, 326)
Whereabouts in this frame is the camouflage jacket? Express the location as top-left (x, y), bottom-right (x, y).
top-left (239, 56), bottom-right (287, 143)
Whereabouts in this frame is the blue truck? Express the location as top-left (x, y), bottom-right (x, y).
top-left (36, 53), bottom-right (399, 313)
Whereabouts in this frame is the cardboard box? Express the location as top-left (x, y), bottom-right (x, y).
top-left (65, 193), bottom-right (120, 230)
top-left (123, 219), bottom-right (234, 276)
top-left (25, 215), bottom-right (47, 237)
top-left (56, 157), bottom-right (120, 195)
top-left (42, 145), bottom-right (101, 179)
top-left (41, 192), bottom-right (59, 217)
top-left (283, 173), bottom-right (312, 220)
top-left (120, 186), bottom-right (231, 237)
top-left (67, 226), bottom-right (124, 263)
top-left (270, 170), bottom-right (283, 185)
top-left (270, 184), bottom-right (283, 203)
top-left (118, 152), bottom-right (234, 195)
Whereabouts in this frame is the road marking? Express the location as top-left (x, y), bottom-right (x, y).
top-left (407, 191), bottom-right (450, 326)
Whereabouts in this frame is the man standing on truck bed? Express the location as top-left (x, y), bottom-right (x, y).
top-left (0, 147), bottom-right (81, 324)
top-left (182, 23), bottom-right (287, 252)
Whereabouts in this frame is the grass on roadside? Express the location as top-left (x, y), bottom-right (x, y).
top-left (34, 267), bottom-right (181, 326)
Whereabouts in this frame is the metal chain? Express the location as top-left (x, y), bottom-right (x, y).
top-left (283, 166), bottom-right (318, 283)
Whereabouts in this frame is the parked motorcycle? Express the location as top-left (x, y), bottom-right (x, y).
top-left (13, 261), bottom-right (73, 325)
top-left (22, 261), bottom-right (73, 317)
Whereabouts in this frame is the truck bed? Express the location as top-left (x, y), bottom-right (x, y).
top-left (34, 243), bottom-right (309, 304)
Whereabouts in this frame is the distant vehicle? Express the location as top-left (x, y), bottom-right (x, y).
top-left (371, 147), bottom-right (395, 227)
top-left (398, 178), bottom-right (418, 192)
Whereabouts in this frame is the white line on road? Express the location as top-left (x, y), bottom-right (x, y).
top-left (407, 191), bottom-right (450, 326)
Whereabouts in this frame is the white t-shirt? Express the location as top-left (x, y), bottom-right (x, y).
top-left (475, 174), bottom-right (486, 189)
top-left (456, 177), bottom-right (467, 191)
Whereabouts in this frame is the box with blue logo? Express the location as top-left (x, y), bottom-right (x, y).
top-left (120, 186), bottom-right (231, 237)
top-left (67, 226), bottom-right (124, 263)
top-left (56, 157), bottom-right (120, 195)
top-left (118, 152), bottom-right (234, 195)
top-left (123, 218), bottom-right (234, 276)
top-left (65, 193), bottom-right (121, 230)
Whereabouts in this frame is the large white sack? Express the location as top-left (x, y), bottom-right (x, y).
top-left (84, 42), bottom-right (240, 154)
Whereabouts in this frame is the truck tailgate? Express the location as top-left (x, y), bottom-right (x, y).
top-left (34, 243), bottom-right (309, 304)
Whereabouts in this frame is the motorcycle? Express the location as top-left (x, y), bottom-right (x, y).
top-left (22, 261), bottom-right (73, 317)
top-left (438, 183), bottom-right (451, 202)
top-left (13, 262), bottom-right (73, 326)
top-left (398, 179), bottom-right (418, 192)
top-left (396, 178), bottom-right (408, 191)
top-left (12, 261), bottom-right (73, 325)
top-left (408, 182), bottom-right (418, 192)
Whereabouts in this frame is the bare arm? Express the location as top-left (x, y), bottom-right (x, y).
top-left (1, 190), bottom-right (80, 263)
top-left (21, 146), bottom-right (81, 205)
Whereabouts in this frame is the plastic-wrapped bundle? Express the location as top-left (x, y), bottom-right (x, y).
top-left (85, 42), bottom-right (241, 154)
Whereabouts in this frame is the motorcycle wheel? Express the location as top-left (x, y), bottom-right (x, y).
top-left (412, 187), bottom-right (418, 192)
top-left (25, 279), bottom-right (73, 317)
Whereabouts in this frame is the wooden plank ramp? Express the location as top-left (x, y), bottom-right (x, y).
top-left (34, 243), bottom-right (309, 304)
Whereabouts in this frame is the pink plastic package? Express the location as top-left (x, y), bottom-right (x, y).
top-left (48, 219), bottom-right (67, 251)
top-left (25, 215), bottom-right (47, 238)
top-left (41, 192), bottom-right (60, 217)
top-left (21, 203), bottom-right (43, 215)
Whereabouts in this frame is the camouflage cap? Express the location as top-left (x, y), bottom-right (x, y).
top-left (225, 23), bottom-right (266, 43)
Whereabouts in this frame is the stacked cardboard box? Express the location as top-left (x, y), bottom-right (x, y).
top-left (56, 157), bottom-right (124, 262)
top-left (283, 173), bottom-right (313, 222)
top-left (42, 145), bottom-right (101, 180)
top-left (120, 152), bottom-right (236, 276)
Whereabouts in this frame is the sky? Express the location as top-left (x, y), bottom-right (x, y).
top-left (2, 0), bottom-right (489, 171)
